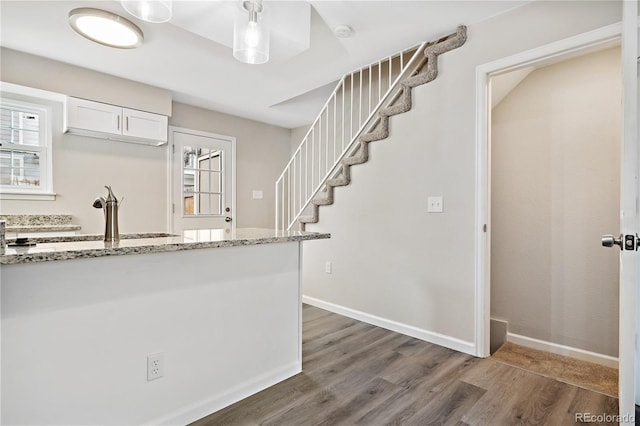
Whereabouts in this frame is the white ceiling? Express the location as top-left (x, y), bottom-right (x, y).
top-left (0, 0), bottom-right (528, 128)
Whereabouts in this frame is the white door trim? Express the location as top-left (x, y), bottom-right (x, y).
top-left (167, 126), bottom-right (237, 234)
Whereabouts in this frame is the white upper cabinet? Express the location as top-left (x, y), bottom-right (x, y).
top-left (66, 97), bottom-right (168, 146)
top-left (122, 108), bottom-right (168, 142)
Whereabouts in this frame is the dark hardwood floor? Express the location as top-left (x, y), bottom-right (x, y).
top-left (191, 305), bottom-right (619, 425)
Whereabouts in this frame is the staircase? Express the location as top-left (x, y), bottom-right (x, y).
top-left (275, 25), bottom-right (467, 231)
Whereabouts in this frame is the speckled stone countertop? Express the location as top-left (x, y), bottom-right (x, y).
top-left (0, 228), bottom-right (330, 265)
top-left (0, 214), bottom-right (81, 233)
top-left (6, 224), bottom-right (82, 232)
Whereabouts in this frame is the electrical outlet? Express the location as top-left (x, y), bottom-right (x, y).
top-left (427, 196), bottom-right (444, 213)
top-left (147, 353), bottom-right (164, 381)
top-left (325, 261), bottom-right (332, 274)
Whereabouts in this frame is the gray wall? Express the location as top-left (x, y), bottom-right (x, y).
top-left (303, 0), bottom-right (621, 349)
top-left (490, 47), bottom-right (621, 356)
top-left (290, 125), bottom-right (309, 156)
top-left (0, 49), bottom-right (291, 232)
top-left (1, 48), bottom-right (172, 115)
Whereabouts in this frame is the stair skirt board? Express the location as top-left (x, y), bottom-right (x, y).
top-left (302, 295), bottom-right (475, 356)
top-left (291, 25), bottom-right (468, 231)
top-left (505, 332), bottom-right (619, 369)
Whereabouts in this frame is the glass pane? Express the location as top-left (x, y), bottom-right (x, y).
top-left (0, 149), bottom-right (40, 187)
top-left (211, 193), bottom-right (222, 215)
top-left (183, 146), bottom-right (198, 169)
top-left (198, 149), bottom-right (210, 170)
top-left (210, 171), bottom-right (222, 193)
top-left (0, 108), bottom-right (40, 146)
top-left (183, 170), bottom-right (195, 193)
top-left (211, 151), bottom-right (222, 171)
top-left (183, 195), bottom-right (194, 215)
top-left (197, 193), bottom-right (211, 215)
top-left (198, 169), bottom-right (210, 193)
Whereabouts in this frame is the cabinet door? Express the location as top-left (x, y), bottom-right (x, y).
top-left (67, 97), bottom-right (121, 135)
top-left (122, 108), bottom-right (168, 142)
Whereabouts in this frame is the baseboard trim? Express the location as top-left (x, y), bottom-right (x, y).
top-left (506, 332), bottom-right (619, 369)
top-left (303, 295), bottom-right (475, 356)
top-left (145, 361), bottom-right (301, 425)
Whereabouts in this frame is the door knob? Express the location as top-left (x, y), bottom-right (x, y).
top-left (602, 234), bottom-right (623, 249)
top-left (225, 216), bottom-right (232, 223)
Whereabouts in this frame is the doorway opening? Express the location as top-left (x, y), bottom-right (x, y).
top-left (488, 45), bottom-right (621, 396)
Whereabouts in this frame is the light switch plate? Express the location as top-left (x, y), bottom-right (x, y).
top-left (252, 190), bottom-right (263, 200)
top-left (427, 196), bottom-right (443, 213)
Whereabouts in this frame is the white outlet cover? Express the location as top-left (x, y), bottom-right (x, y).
top-left (252, 190), bottom-right (264, 200)
top-left (427, 196), bottom-right (444, 213)
top-left (147, 353), bottom-right (164, 381)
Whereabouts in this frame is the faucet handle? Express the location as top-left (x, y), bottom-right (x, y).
top-left (93, 197), bottom-right (105, 209)
top-left (104, 185), bottom-right (117, 202)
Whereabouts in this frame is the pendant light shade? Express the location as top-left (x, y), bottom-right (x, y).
top-left (233, 0), bottom-right (270, 65)
top-left (121, 0), bottom-right (172, 23)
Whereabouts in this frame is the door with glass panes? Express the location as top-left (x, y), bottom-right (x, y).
top-left (170, 127), bottom-right (235, 234)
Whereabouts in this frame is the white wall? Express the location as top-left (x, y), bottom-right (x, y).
top-left (1, 242), bottom-right (302, 425)
top-left (0, 49), bottom-right (292, 232)
top-left (490, 47), bottom-right (621, 357)
top-left (304, 0), bottom-right (621, 352)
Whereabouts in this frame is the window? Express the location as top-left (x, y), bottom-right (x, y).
top-left (0, 98), bottom-right (53, 199)
top-left (182, 146), bottom-right (223, 216)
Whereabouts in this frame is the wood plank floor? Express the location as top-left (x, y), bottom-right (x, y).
top-left (492, 342), bottom-right (618, 397)
top-left (191, 305), bottom-right (619, 426)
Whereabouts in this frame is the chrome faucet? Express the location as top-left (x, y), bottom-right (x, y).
top-left (93, 185), bottom-right (121, 242)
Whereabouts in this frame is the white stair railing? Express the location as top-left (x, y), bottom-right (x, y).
top-left (275, 42), bottom-right (428, 231)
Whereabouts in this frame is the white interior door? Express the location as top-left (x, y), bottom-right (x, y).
top-left (619, 0), bottom-right (639, 420)
top-left (169, 127), bottom-right (235, 234)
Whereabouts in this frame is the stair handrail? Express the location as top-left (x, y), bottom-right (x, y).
top-left (276, 40), bottom-right (429, 231)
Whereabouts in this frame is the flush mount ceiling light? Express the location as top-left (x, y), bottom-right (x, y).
top-left (121, 0), bottom-right (172, 24)
top-left (233, 0), bottom-right (270, 65)
top-left (69, 8), bottom-right (143, 49)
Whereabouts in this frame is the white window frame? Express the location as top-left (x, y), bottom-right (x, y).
top-left (0, 97), bottom-right (54, 200)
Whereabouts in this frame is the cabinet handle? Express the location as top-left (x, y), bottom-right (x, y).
top-left (117, 115), bottom-right (120, 130)
top-left (125, 116), bottom-right (128, 131)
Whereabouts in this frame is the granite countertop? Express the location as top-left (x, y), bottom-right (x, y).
top-left (0, 228), bottom-right (330, 265)
top-left (0, 214), bottom-right (81, 233)
top-left (6, 224), bottom-right (82, 233)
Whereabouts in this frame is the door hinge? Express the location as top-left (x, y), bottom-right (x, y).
top-left (483, 224), bottom-right (487, 233)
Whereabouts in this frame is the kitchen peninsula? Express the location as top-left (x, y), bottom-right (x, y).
top-left (1, 228), bottom-right (329, 425)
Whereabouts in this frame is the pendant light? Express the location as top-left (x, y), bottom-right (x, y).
top-left (233, 0), bottom-right (270, 65)
top-left (121, 0), bottom-right (172, 24)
